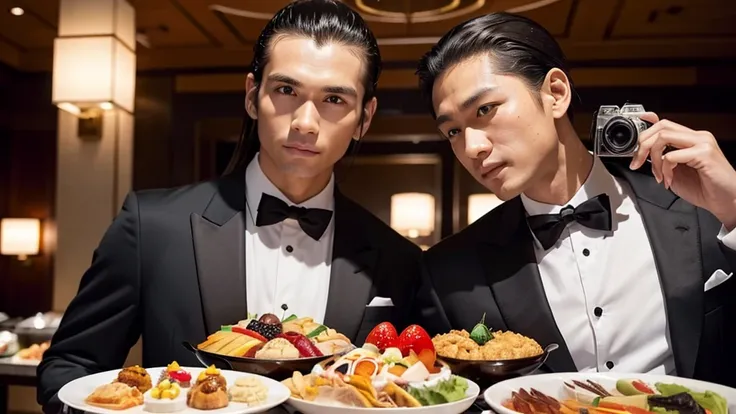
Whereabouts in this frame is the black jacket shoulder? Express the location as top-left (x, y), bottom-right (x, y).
top-left (336, 190), bottom-right (422, 258)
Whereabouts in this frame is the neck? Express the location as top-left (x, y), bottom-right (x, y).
top-left (257, 152), bottom-right (333, 205)
top-left (523, 118), bottom-right (594, 206)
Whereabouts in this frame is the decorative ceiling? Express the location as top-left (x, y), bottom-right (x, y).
top-left (0, 0), bottom-right (734, 71)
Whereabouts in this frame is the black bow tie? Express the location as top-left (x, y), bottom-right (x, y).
top-left (526, 193), bottom-right (612, 250)
top-left (255, 193), bottom-right (333, 241)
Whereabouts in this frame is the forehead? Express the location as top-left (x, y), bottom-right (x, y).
top-left (266, 35), bottom-right (365, 93)
top-left (432, 54), bottom-right (501, 110)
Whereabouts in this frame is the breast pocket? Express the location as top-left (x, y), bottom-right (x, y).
top-left (704, 271), bottom-right (734, 314)
top-left (361, 306), bottom-right (396, 324)
top-left (354, 306), bottom-right (397, 346)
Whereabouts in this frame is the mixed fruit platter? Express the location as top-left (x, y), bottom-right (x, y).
top-left (501, 377), bottom-right (729, 414)
top-left (282, 321), bottom-right (477, 408)
top-left (197, 310), bottom-right (352, 360)
top-left (76, 362), bottom-right (278, 412)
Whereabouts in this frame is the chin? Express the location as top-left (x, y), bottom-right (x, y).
top-left (483, 178), bottom-right (522, 201)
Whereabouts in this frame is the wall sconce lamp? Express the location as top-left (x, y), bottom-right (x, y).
top-left (51, 0), bottom-right (136, 140)
top-left (390, 192), bottom-right (435, 239)
top-left (468, 193), bottom-right (505, 225)
top-left (0, 218), bottom-right (41, 262)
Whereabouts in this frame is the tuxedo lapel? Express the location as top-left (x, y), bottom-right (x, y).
top-left (479, 198), bottom-right (577, 373)
top-left (606, 161), bottom-right (703, 378)
top-left (324, 190), bottom-right (378, 341)
top-left (191, 171), bottom-right (248, 334)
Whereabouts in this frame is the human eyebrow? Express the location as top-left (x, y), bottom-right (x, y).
top-left (322, 85), bottom-right (357, 97)
top-left (436, 86), bottom-right (498, 126)
top-left (266, 73), bottom-right (302, 87)
top-left (436, 113), bottom-right (452, 126)
top-left (460, 86), bottom-right (497, 110)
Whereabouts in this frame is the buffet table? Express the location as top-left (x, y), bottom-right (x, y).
top-left (0, 357), bottom-right (38, 414)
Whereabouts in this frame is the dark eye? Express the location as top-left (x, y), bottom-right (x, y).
top-left (446, 129), bottom-right (460, 139)
top-left (325, 96), bottom-right (345, 105)
top-left (477, 104), bottom-right (495, 117)
top-left (276, 86), bottom-right (295, 95)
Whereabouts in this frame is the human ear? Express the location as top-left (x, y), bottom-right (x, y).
top-left (542, 68), bottom-right (572, 119)
top-left (353, 97), bottom-right (378, 140)
top-left (245, 73), bottom-right (258, 120)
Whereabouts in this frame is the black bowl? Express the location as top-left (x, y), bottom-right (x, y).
top-left (181, 342), bottom-right (344, 381)
top-left (438, 343), bottom-right (559, 390)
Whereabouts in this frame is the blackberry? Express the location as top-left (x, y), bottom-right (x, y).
top-left (246, 320), bottom-right (282, 340)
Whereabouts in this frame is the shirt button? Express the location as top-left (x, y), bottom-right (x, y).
top-left (285, 245), bottom-right (293, 253)
top-left (583, 248), bottom-right (590, 256)
top-left (594, 307), bottom-right (603, 317)
top-left (606, 361), bottom-right (614, 369)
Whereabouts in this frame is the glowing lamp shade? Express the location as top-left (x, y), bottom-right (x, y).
top-left (390, 193), bottom-right (435, 238)
top-left (1, 219), bottom-right (41, 259)
top-left (52, 0), bottom-right (136, 114)
top-left (468, 193), bottom-right (504, 224)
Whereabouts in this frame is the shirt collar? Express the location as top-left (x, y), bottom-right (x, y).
top-left (245, 153), bottom-right (335, 219)
top-left (521, 155), bottom-right (612, 216)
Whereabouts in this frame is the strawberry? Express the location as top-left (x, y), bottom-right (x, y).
top-left (397, 325), bottom-right (434, 357)
top-left (365, 322), bottom-right (398, 352)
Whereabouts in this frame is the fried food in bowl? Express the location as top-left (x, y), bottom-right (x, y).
top-left (432, 315), bottom-right (557, 389)
top-left (433, 329), bottom-right (543, 361)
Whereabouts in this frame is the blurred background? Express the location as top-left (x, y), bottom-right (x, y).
top-left (0, 0), bottom-right (735, 412)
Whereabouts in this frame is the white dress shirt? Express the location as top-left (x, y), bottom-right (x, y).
top-left (244, 155), bottom-right (335, 323)
top-left (521, 156), bottom-right (736, 374)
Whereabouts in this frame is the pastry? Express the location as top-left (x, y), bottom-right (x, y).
top-left (187, 366), bottom-right (228, 410)
top-left (115, 365), bottom-right (152, 393)
top-left (144, 379), bottom-right (186, 413)
top-left (228, 376), bottom-right (268, 405)
top-left (157, 361), bottom-right (192, 388)
top-left (85, 382), bottom-right (143, 410)
top-left (254, 337), bottom-right (299, 359)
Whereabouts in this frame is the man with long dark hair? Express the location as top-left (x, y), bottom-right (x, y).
top-left (416, 12), bottom-right (736, 385)
top-left (37, 1), bottom-right (422, 411)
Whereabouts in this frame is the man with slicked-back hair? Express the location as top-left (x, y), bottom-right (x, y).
top-left (416, 12), bottom-right (736, 386)
top-left (38, 1), bottom-right (422, 412)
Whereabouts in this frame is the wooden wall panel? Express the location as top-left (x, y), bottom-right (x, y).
top-left (0, 68), bottom-right (57, 318)
top-left (133, 75), bottom-right (176, 190)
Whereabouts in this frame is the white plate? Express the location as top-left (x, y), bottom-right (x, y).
top-left (8, 355), bottom-right (40, 365)
top-left (58, 366), bottom-right (290, 414)
top-left (285, 377), bottom-right (480, 414)
top-left (484, 372), bottom-right (736, 414)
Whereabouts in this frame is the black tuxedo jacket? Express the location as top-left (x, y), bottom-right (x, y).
top-left (420, 159), bottom-right (736, 387)
top-left (37, 171), bottom-right (422, 411)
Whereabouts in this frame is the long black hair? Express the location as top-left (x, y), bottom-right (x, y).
top-left (224, 0), bottom-right (382, 175)
top-left (416, 12), bottom-right (577, 120)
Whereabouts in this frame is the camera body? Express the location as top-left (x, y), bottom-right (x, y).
top-left (592, 103), bottom-right (652, 157)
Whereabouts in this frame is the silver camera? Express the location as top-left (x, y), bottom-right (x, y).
top-left (591, 103), bottom-right (653, 157)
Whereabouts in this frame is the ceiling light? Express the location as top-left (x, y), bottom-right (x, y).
top-left (10, 7), bottom-right (24, 16)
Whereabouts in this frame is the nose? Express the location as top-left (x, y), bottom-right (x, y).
top-left (464, 127), bottom-right (492, 160)
top-left (291, 101), bottom-right (319, 135)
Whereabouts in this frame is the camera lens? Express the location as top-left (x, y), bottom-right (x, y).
top-left (602, 117), bottom-right (637, 154)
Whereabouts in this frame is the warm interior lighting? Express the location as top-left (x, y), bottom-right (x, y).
top-left (52, 0), bottom-right (136, 138)
top-left (468, 193), bottom-right (504, 224)
top-left (390, 193), bottom-right (435, 238)
top-left (1, 218), bottom-right (41, 261)
top-left (10, 7), bottom-right (24, 16)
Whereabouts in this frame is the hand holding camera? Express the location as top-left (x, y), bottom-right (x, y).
top-left (595, 105), bottom-right (736, 230)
